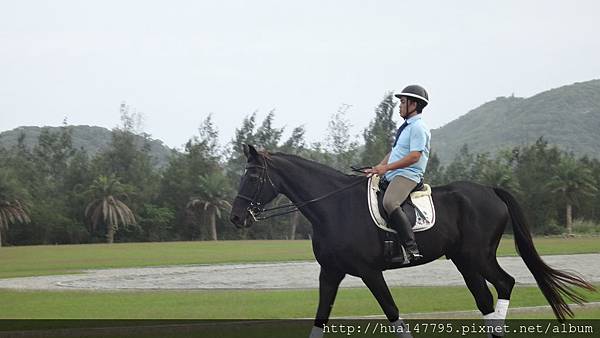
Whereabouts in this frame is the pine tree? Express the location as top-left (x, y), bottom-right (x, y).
top-left (361, 93), bottom-right (397, 166)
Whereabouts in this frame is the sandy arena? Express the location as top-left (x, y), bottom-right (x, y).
top-left (0, 254), bottom-right (599, 291)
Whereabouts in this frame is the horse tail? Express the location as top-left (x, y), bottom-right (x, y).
top-left (493, 187), bottom-right (596, 321)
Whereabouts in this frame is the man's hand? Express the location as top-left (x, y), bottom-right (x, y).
top-left (365, 164), bottom-right (388, 176)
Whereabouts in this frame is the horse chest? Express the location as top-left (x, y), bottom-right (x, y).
top-left (312, 240), bottom-right (372, 275)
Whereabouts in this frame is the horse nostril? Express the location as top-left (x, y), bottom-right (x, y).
top-left (230, 215), bottom-right (241, 225)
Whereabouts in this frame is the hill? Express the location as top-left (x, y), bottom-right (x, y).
top-left (431, 79), bottom-right (600, 164)
top-left (0, 125), bottom-right (174, 169)
top-left (3, 80), bottom-right (599, 168)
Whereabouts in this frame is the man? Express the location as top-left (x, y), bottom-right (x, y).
top-left (366, 85), bottom-right (431, 263)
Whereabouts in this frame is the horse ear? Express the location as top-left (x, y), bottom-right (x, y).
top-left (247, 144), bottom-right (259, 158)
top-left (243, 144), bottom-right (259, 159)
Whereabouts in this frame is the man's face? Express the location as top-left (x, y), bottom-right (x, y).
top-left (399, 97), bottom-right (417, 118)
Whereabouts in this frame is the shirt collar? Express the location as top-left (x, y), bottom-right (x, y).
top-left (405, 114), bottom-right (422, 124)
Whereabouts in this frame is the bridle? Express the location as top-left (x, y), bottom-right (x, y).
top-left (235, 162), bottom-right (280, 221)
top-left (235, 159), bottom-right (367, 222)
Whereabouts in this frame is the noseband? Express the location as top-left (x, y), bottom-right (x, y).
top-left (235, 162), bottom-right (279, 221)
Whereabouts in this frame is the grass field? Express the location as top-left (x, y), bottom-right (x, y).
top-left (1, 285), bottom-right (598, 319)
top-left (0, 237), bottom-right (599, 327)
top-left (1, 236), bottom-right (599, 278)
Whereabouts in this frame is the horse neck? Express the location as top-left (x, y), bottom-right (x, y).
top-left (268, 155), bottom-right (357, 221)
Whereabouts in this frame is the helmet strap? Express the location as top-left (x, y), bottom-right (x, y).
top-left (405, 100), bottom-right (418, 118)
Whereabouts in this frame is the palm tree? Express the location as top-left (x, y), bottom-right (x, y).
top-left (187, 172), bottom-right (231, 241)
top-left (84, 174), bottom-right (136, 243)
top-left (546, 155), bottom-right (597, 236)
top-left (0, 169), bottom-right (31, 247)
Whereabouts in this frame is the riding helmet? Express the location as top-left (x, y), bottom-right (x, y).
top-left (395, 85), bottom-right (429, 107)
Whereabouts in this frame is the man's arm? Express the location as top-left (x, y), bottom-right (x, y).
top-left (379, 152), bottom-right (390, 166)
top-left (367, 151), bottom-right (421, 176)
top-left (385, 151), bottom-right (421, 171)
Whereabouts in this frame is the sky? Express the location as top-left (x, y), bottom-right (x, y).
top-left (1, 0), bottom-right (599, 150)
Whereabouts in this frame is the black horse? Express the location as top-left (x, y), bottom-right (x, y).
top-left (230, 145), bottom-right (594, 338)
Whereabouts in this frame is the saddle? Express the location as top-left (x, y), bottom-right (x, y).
top-left (365, 176), bottom-right (436, 265)
top-left (367, 175), bottom-right (436, 233)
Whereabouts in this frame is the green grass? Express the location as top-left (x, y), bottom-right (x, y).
top-left (496, 236), bottom-right (600, 257)
top-left (0, 240), bottom-right (315, 278)
top-left (0, 285), bottom-right (598, 319)
top-left (510, 306), bottom-right (600, 319)
top-left (1, 238), bottom-right (598, 336)
top-left (1, 237), bottom-right (599, 278)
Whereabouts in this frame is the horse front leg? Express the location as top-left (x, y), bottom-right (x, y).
top-left (362, 271), bottom-right (413, 338)
top-left (309, 267), bottom-right (345, 338)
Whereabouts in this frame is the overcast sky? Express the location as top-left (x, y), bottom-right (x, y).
top-left (1, 0), bottom-right (599, 150)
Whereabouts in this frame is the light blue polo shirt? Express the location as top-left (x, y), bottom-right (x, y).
top-left (384, 115), bottom-right (430, 183)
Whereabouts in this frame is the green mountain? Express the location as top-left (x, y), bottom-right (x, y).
top-left (431, 79), bottom-right (600, 164)
top-left (3, 80), bottom-right (599, 168)
top-left (0, 125), bottom-right (174, 169)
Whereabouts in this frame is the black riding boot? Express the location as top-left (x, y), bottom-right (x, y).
top-left (389, 207), bottom-right (423, 263)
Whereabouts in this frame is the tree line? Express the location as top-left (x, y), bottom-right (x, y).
top-left (1, 96), bottom-right (599, 246)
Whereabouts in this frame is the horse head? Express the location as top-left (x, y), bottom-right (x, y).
top-left (229, 144), bottom-right (280, 228)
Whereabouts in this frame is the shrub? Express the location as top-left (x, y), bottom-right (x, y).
top-left (572, 218), bottom-right (600, 235)
top-left (541, 220), bottom-right (563, 236)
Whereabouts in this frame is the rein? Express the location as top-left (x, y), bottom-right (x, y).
top-left (237, 162), bottom-right (368, 221)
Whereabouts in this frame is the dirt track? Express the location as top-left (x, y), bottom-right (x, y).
top-left (0, 254), bottom-right (598, 291)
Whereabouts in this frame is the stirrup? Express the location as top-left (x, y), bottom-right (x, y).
top-left (408, 252), bottom-right (423, 262)
top-left (389, 255), bottom-right (409, 264)
top-left (389, 246), bottom-right (410, 264)
top-left (406, 247), bottom-right (423, 262)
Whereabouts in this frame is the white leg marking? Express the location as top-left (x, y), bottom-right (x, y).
top-left (392, 318), bottom-right (413, 338)
top-left (309, 326), bottom-right (323, 338)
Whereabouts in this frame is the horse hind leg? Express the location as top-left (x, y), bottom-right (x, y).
top-left (480, 258), bottom-right (516, 330)
top-left (452, 256), bottom-right (506, 338)
top-left (454, 255), bottom-right (515, 337)
top-left (452, 256), bottom-right (495, 315)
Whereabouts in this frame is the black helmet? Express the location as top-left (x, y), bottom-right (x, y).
top-left (394, 85), bottom-right (429, 108)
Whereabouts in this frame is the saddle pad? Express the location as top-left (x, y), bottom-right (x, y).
top-left (367, 175), bottom-right (436, 233)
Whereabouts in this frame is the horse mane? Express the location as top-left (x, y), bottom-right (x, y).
top-left (258, 150), bottom-right (272, 160)
top-left (267, 152), bottom-right (358, 182)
